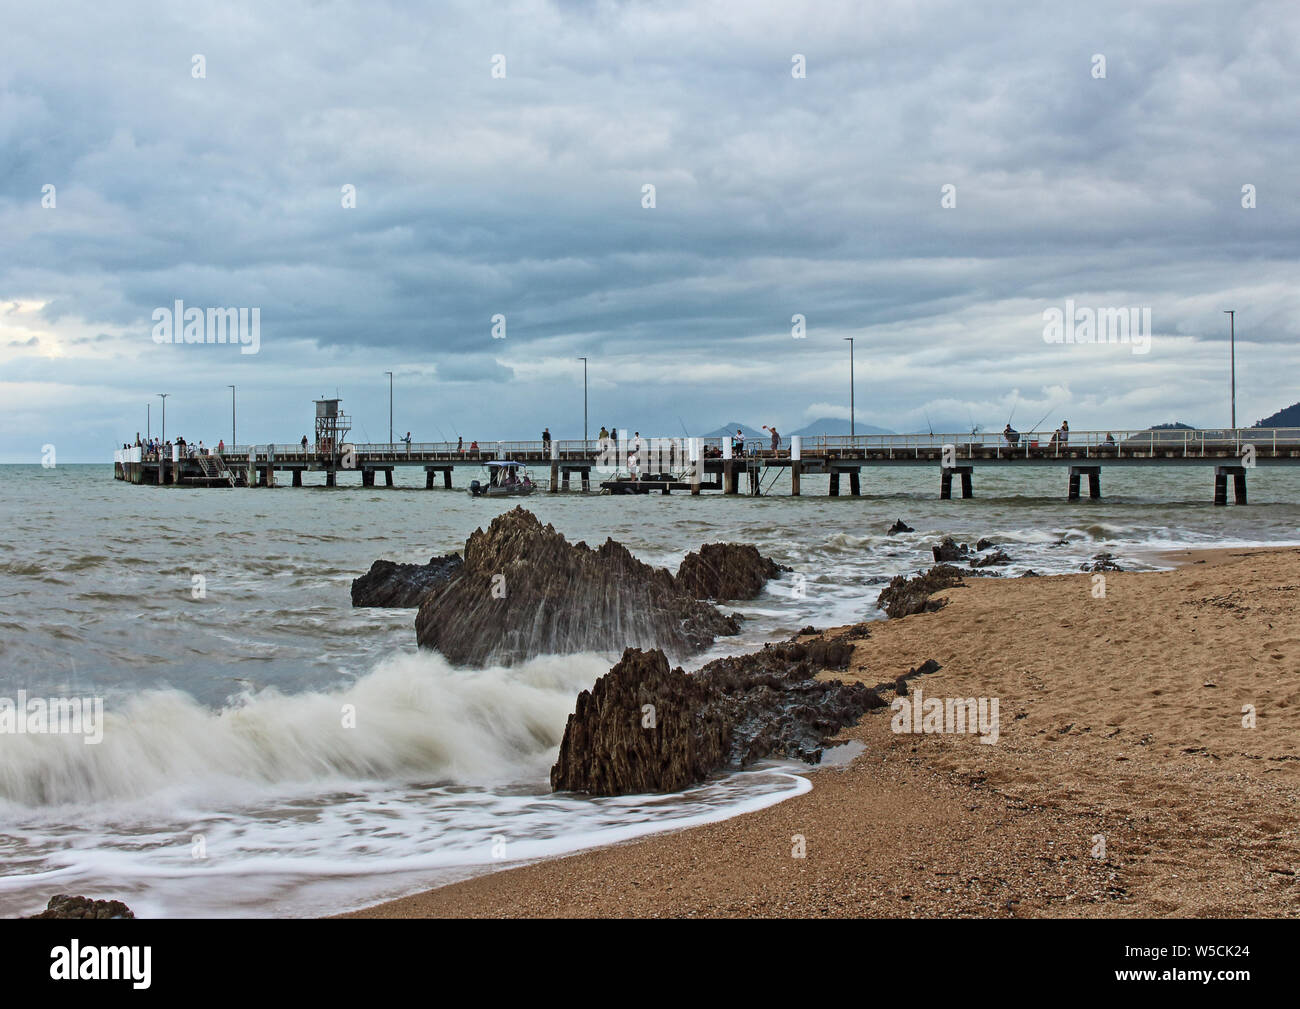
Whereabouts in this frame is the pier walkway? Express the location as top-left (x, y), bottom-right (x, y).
top-left (113, 427), bottom-right (1300, 504)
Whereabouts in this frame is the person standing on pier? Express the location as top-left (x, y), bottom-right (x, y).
top-left (763, 425), bottom-right (780, 454)
top-left (457, 436), bottom-right (463, 454)
top-left (403, 431), bottom-right (412, 455)
top-left (301, 434), bottom-right (308, 453)
top-left (542, 427), bottom-right (551, 452)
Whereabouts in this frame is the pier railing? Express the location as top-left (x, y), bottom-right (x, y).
top-left (116, 428), bottom-right (1300, 466)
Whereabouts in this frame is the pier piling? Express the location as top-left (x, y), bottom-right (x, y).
top-left (1214, 465), bottom-right (1247, 505)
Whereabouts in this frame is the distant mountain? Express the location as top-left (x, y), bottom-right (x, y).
top-left (701, 422), bottom-right (769, 441)
top-left (791, 417), bottom-right (895, 437)
top-left (1253, 402), bottom-right (1300, 427)
top-left (1147, 422), bottom-right (1195, 430)
top-left (700, 419), bottom-right (895, 440)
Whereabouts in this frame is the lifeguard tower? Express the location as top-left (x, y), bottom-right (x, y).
top-left (314, 397), bottom-right (351, 459)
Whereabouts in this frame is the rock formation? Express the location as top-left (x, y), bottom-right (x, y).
top-left (876, 564), bottom-right (968, 618)
top-left (551, 639), bottom-right (884, 795)
top-left (674, 543), bottom-right (784, 601)
top-left (887, 519), bottom-right (914, 535)
top-left (414, 508), bottom-right (739, 666)
top-left (1082, 552), bottom-right (1124, 572)
top-left (970, 548), bottom-right (1012, 568)
top-left (26, 895), bottom-right (134, 919)
top-left (932, 537), bottom-right (969, 562)
top-left (351, 554), bottom-right (463, 607)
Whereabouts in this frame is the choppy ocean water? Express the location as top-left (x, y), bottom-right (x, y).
top-left (1, 462), bottom-right (1297, 916)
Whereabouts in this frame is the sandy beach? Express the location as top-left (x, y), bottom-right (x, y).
top-left (346, 546), bottom-right (1300, 918)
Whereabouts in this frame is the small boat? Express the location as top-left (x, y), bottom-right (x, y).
top-left (469, 460), bottom-right (536, 497)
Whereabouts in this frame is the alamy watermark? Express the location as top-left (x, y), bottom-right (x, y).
top-left (151, 301), bottom-right (261, 354)
top-left (1043, 299), bottom-right (1150, 355)
top-left (891, 686), bottom-right (999, 744)
top-left (0, 691), bottom-right (104, 744)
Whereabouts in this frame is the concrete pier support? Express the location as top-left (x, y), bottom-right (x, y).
top-left (325, 470), bottom-right (336, 487)
top-left (1068, 465), bottom-right (1101, 501)
top-left (384, 469), bottom-right (394, 487)
top-left (562, 469), bottom-right (571, 490)
top-left (829, 472), bottom-right (840, 496)
top-left (849, 470), bottom-right (861, 496)
top-left (550, 461), bottom-right (559, 492)
top-left (292, 469), bottom-right (302, 487)
top-left (426, 468), bottom-right (435, 489)
top-left (581, 469), bottom-right (590, 492)
top-left (941, 466), bottom-right (973, 499)
top-left (361, 469), bottom-right (374, 487)
top-left (724, 461), bottom-right (739, 495)
top-left (1214, 465), bottom-right (1247, 505)
top-left (790, 436), bottom-right (802, 496)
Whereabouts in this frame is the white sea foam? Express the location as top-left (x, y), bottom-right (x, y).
top-left (0, 650), bottom-right (607, 810)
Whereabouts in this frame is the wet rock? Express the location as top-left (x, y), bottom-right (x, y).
top-left (971, 549), bottom-right (1012, 568)
top-left (887, 519), bottom-right (914, 535)
top-left (675, 543), bottom-right (784, 601)
top-left (26, 895), bottom-right (134, 919)
top-left (351, 554), bottom-right (463, 607)
top-left (796, 625), bottom-right (819, 637)
top-left (876, 564), bottom-right (967, 618)
top-left (1082, 553), bottom-right (1124, 572)
top-left (932, 537), bottom-right (969, 562)
top-left (1021, 569), bottom-right (1041, 577)
top-left (415, 508), bottom-right (739, 666)
top-left (975, 537), bottom-right (997, 551)
top-left (551, 642), bottom-right (883, 795)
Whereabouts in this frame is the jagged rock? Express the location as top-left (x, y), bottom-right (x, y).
top-left (1021, 569), bottom-right (1041, 577)
top-left (887, 519), bottom-right (914, 535)
top-left (351, 554), bottom-right (463, 607)
top-left (26, 895), bottom-right (134, 919)
top-left (1082, 552), bottom-right (1124, 572)
top-left (971, 549), bottom-right (1012, 568)
top-left (675, 543), bottom-right (784, 601)
top-left (890, 658), bottom-right (942, 698)
top-left (551, 642), bottom-right (883, 795)
top-left (414, 508), bottom-right (739, 666)
top-left (876, 564), bottom-right (967, 618)
top-left (975, 537), bottom-right (997, 551)
top-left (932, 537), bottom-right (969, 562)
top-left (796, 625), bottom-right (818, 637)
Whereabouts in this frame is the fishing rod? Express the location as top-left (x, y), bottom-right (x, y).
top-left (1028, 405), bottom-right (1056, 434)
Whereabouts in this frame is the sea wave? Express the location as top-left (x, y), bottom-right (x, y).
top-left (0, 651), bottom-right (609, 809)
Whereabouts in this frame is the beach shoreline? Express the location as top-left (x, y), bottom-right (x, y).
top-left (341, 544), bottom-right (1300, 918)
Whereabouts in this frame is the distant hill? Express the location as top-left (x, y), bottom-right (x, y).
top-left (1148, 422), bottom-right (1195, 430)
top-left (1253, 402), bottom-right (1300, 427)
top-left (790, 417), bottom-right (895, 437)
top-left (702, 422), bottom-right (770, 441)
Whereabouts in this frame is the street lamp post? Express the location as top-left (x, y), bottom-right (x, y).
top-left (1224, 311), bottom-right (1236, 430)
top-left (843, 337), bottom-right (855, 437)
top-left (577, 357), bottom-right (588, 445)
top-left (147, 403), bottom-right (151, 440)
top-left (228, 385), bottom-right (236, 448)
top-left (158, 393), bottom-right (168, 444)
top-left (384, 371), bottom-right (393, 445)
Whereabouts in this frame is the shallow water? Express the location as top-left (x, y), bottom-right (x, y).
top-left (1, 462), bottom-right (1297, 916)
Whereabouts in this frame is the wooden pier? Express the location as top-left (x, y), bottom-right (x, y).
top-left (114, 428), bottom-right (1300, 504)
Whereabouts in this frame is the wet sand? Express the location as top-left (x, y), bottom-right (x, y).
top-left (344, 546), bottom-right (1300, 918)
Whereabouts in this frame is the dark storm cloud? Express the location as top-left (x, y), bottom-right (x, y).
top-left (1, 0), bottom-right (1298, 460)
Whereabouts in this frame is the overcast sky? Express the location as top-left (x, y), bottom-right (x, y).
top-left (1, 0), bottom-right (1297, 461)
